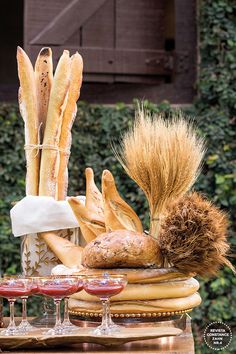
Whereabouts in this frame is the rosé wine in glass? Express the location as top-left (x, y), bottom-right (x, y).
top-left (84, 273), bottom-right (127, 335)
top-left (0, 277), bottom-right (32, 336)
top-left (38, 276), bottom-right (81, 335)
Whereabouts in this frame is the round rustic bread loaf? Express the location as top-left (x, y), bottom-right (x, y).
top-left (81, 230), bottom-right (162, 268)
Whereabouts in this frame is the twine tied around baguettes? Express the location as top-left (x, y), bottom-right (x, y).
top-left (24, 144), bottom-right (71, 157)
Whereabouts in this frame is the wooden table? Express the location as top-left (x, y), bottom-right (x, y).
top-left (0, 317), bottom-right (195, 353)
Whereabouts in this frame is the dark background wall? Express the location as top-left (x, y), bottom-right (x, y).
top-left (0, 0), bottom-right (23, 97)
top-left (0, 0), bottom-right (197, 103)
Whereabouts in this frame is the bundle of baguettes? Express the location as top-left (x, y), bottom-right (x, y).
top-left (17, 46), bottom-right (83, 200)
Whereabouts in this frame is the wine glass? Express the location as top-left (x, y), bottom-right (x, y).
top-left (83, 273), bottom-right (127, 335)
top-left (61, 275), bottom-right (84, 333)
top-left (37, 276), bottom-right (79, 335)
top-left (17, 277), bottom-right (38, 333)
top-left (0, 277), bottom-right (32, 336)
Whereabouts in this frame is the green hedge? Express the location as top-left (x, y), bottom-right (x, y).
top-left (0, 99), bottom-right (235, 350)
top-left (192, 1), bottom-right (236, 352)
top-left (0, 0), bottom-right (236, 352)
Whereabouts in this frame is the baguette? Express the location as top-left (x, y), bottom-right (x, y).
top-left (17, 47), bottom-right (39, 195)
top-left (102, 170), bottom-right (143, 232)
top-left (39, 50), bottom-right (71, 197)
top-left (34, 47), bottom-right (53, 138)
top-left (85, 168), bottom-right (104, 217)
top-left (72, 278), bottom-right (199, 301)
top-left (77, 168), bottom-right (105, 242)
top-left (69, 292), bottom-right (202, 314)
top-left (40, 231), bottom-right (83, 268)
top-left (57, 53), bottom-right (83, 200)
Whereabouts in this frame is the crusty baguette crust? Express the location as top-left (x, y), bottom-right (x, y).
top-left (68, 197), bottom-right (106, 243)
top-left (40, 231), bottom-right (83, 268)
top-left (85, 168), bottom-right (104, 217)
top-left (39, 50), bottom-right (71, 197)
top-left (35, 47), bottom-right (53, 139)
top-left (69, 292), bottom-right (202, 314)
top-left (57, 53), bottom-right (83, 200)
top-left (72, 278), bottom-right (199, 301)
top-left (82, 230), bottom-right (162, 268)
top-left (17, 47), bottom-right (39, 196)
top-left (102, 170), bottom-right (143, 232)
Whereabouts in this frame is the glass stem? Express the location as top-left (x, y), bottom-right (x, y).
top-left (21, 297), bottom-right (28, 323)
top-left (8, 299), bottom-right (16, 329)
top-left (64, 297), bottom-right (69, 323)
top-left (54, 299), bottom-right (61, 329)
top-left (101, 299), bottom-right (111, 328)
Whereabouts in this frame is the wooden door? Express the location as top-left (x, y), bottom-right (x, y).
top-left (24, 0), bottom-right (197, 103)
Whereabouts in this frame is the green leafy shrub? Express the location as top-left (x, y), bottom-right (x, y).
top-left (191, 1), bottom-right (236, 352)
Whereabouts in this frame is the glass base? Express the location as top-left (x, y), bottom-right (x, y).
top-left (61, 320), bottom-right (79, 333)
top-left (43, 325), bottom-right (64, 336)
top-left (30, 313), bottom-right (55, 328)
top-left (17, 320), bottom-right (37, 334)
top-left (1, 327), bottom-right (19, 336)
top-left (92, 323), bottom-right (123, 336)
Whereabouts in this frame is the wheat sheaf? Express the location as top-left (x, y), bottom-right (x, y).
top-left (114, 108), bottom-right (206, 238)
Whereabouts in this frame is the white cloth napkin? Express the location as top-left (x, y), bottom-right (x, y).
top-left (51, 264), bottom-right (81, 275)
top-left (10, 195), bottom-right (85, 237)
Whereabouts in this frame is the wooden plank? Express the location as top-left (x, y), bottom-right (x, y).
top-left (30, 0), bottom-right (108, 45)
top-left (80, 83), bottom-right (194, 104)
top-left (2, 317), bottom-right (194, 353)
top-left (28, 46), bottom-right (173, 76)
top-left (82, 0), bottom-right (115, 48)
top-left (65, 29), bottom-right (81, 46)
top-left (174, 0), bottom-right (197, 90)
top-left (24, 0), bottom-right (68, 46)
top-left (114, 75), bottom-right (165, 84)
top-left (84, 74), bottom-right (164, 84)
top-left (81, 0), bottom-right (115, 83)
top-left (116, 0), bottom-right (165, 49)
top-left (83, 74), bottom-right (114, 83)
top-left (0, 82), bottom-right (194, 104)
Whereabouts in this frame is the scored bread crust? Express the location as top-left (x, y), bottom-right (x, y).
top-left (17, 47), bottom-right (39, 196)
top-left (39, 50), bottom-right (71, 197)
top-left (69, 292), bottom-right (202, 314)
top-left (102, 170), bottom-right (143, 233)
top-left (82, 230), bottom-right (162, 268)
top-left (85, 168), bottom-right (104, 217)
top-left (77, 168), bottom-right (105, 242)
top-left (57, 53), bottom-right (83, 200)
top-left (68, 197), bottom-right (106, 243)
top-left (34, 47), bottom-right (53, 139)
top-left (71, 278), bottom-right (199, 302)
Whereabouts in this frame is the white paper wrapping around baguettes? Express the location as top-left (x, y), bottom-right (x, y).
top-left (10, 195), bottom-right (85, 237)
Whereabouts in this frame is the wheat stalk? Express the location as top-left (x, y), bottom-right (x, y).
top-left (114, 108), bottom-right (205, 238)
